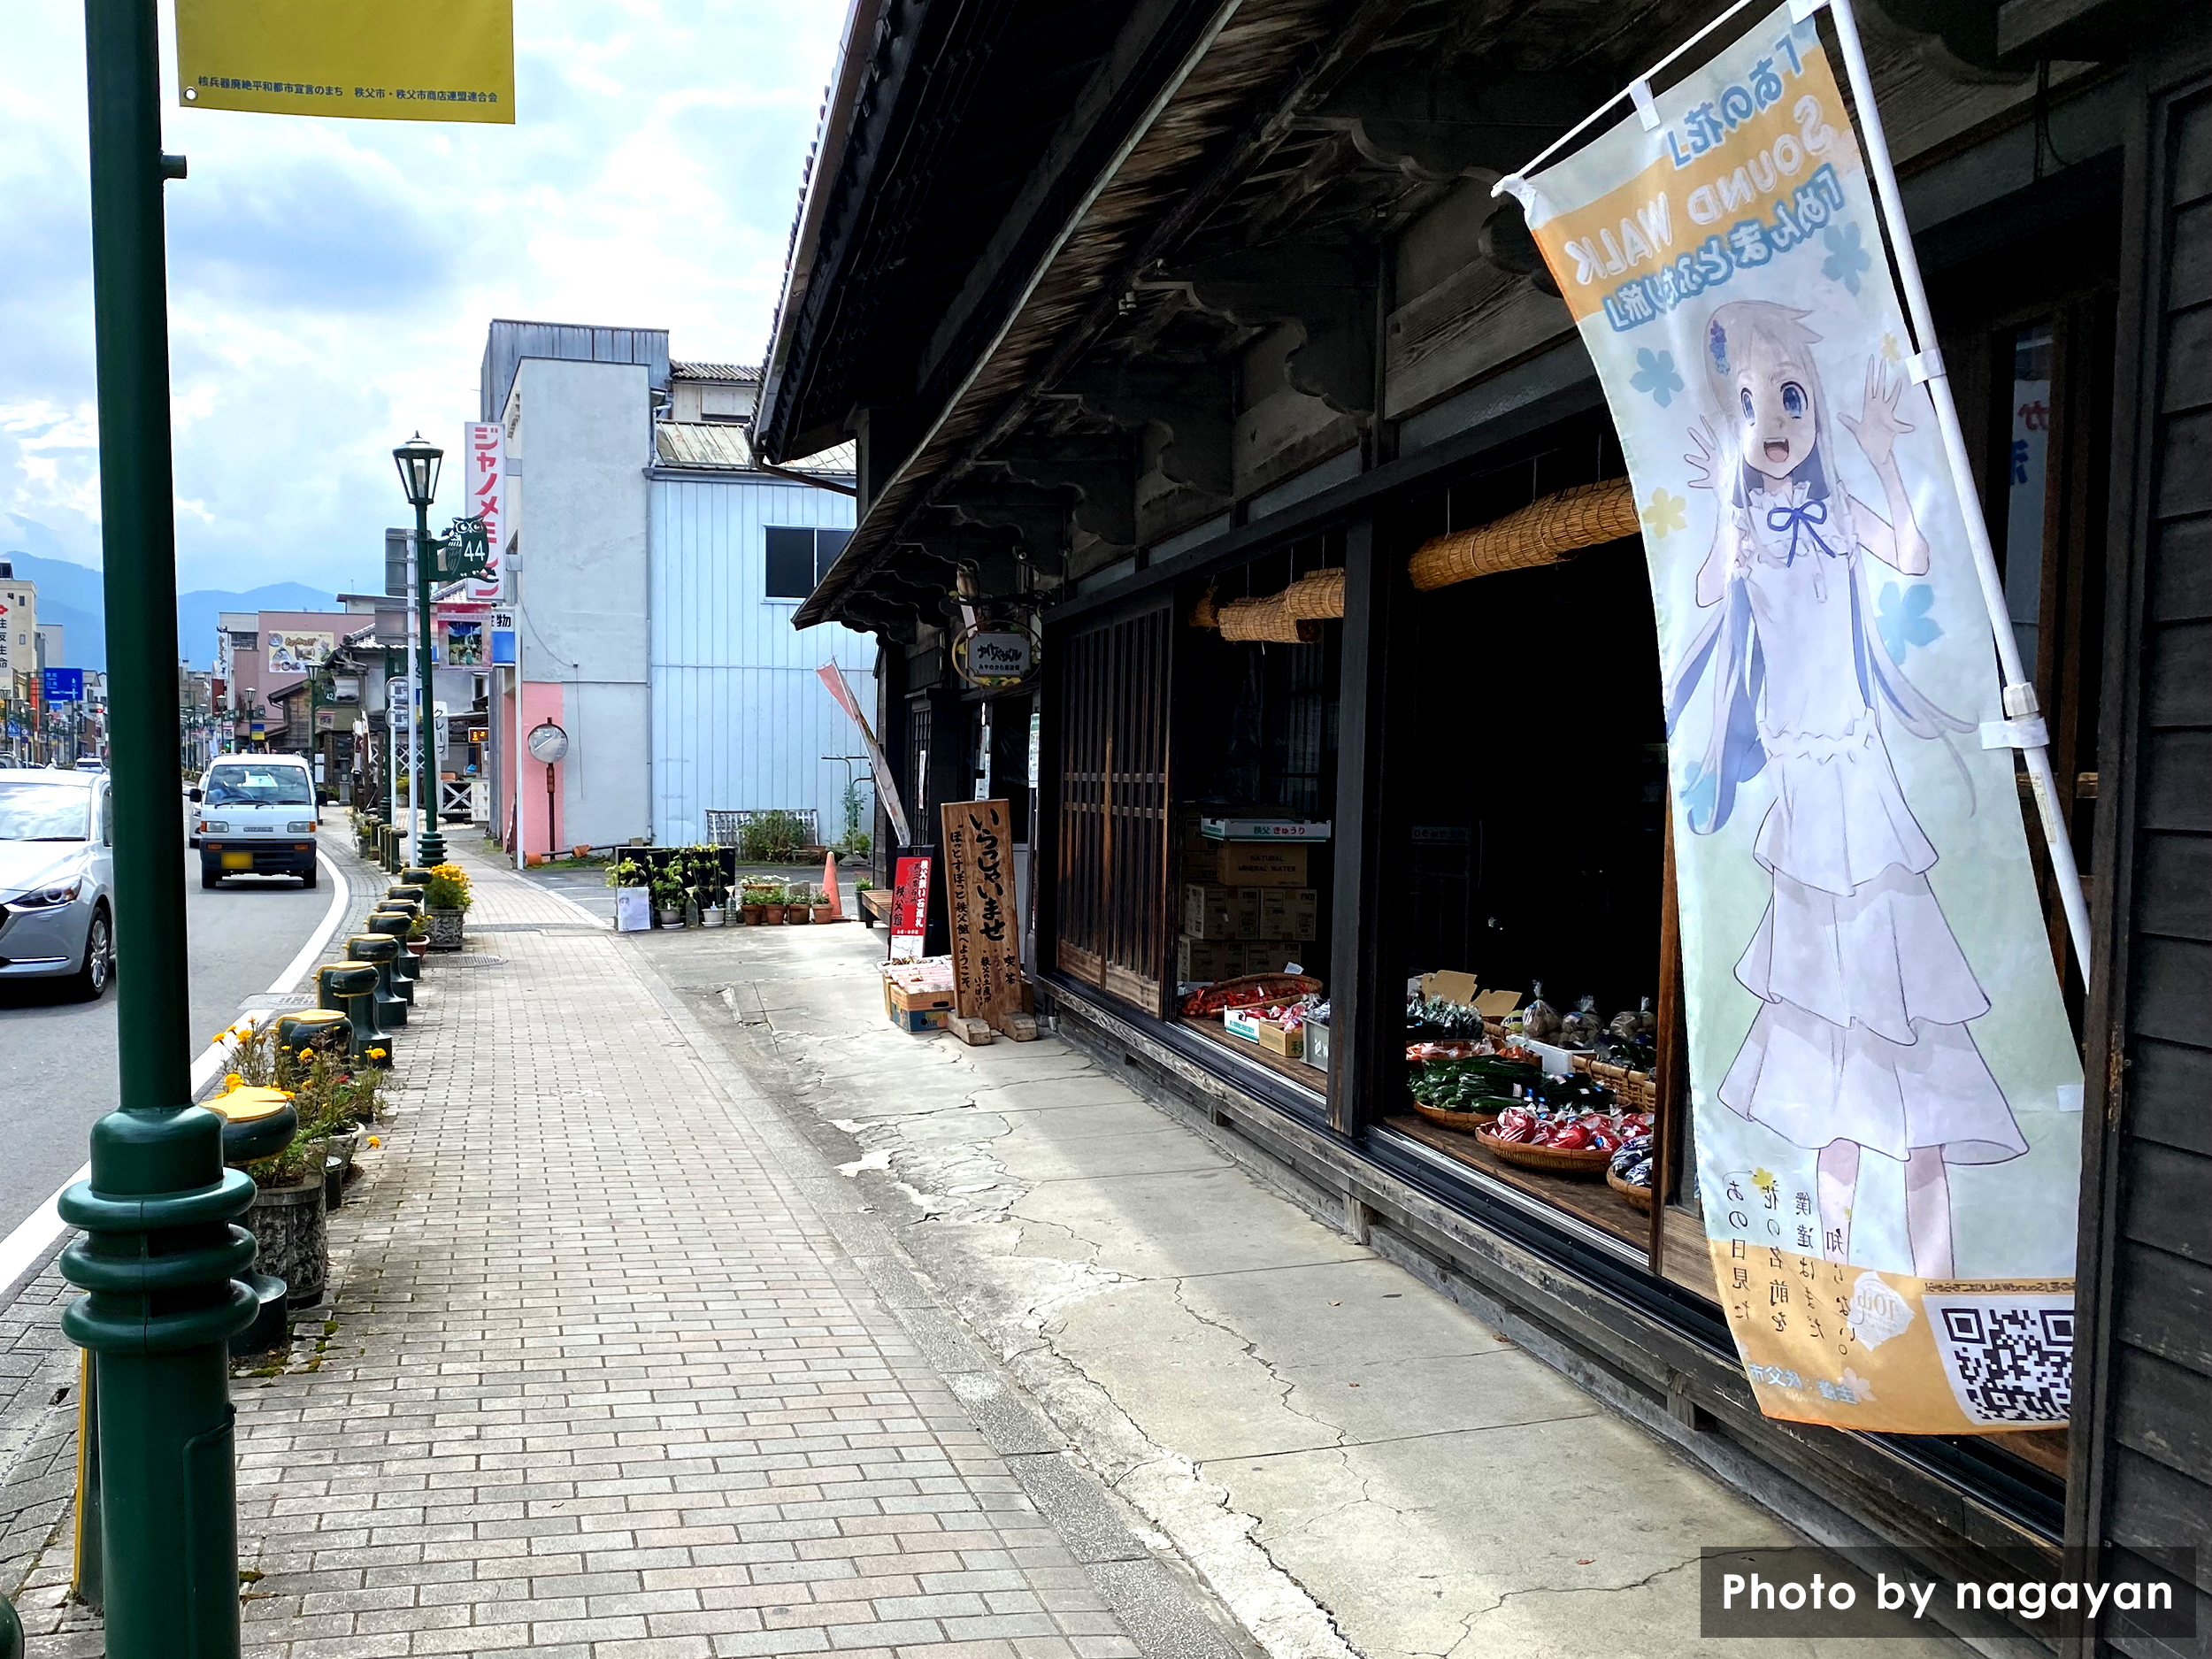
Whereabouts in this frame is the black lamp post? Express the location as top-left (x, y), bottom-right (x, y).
top-left (392, 433), bottom-right (446, 866)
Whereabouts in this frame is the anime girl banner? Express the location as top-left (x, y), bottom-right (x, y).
top-left (1511, 6), bottom-right (2083, 1433)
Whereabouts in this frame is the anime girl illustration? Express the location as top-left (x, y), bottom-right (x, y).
top-left (1665, 299), bottom-right (2024, 1282)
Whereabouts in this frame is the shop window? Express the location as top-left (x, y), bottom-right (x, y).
top-left (1382, 443), bottom-right (1667, 1257)
top-left (1168, 537), bottom-right (1342, 1102)
top-left (764, 526), bottom-right (852, 599)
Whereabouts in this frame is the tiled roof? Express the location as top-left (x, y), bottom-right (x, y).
top-left (669, 360), bottom-right (761, 383)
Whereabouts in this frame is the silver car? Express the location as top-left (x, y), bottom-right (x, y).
top-left (0, 768), bottom-right (115, 998)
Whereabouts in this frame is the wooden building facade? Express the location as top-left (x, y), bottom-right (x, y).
top-left (757, 0), bottom-right (2208, 1650)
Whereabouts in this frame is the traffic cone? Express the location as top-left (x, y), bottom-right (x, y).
top-left (822, 849), bottom-right (843, 919)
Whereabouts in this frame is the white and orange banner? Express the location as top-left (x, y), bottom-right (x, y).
top-left (1515, 6), bottom-right (2082, 1433)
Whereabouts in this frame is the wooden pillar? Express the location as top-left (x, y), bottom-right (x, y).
top-left (1327, 514), bottom-right (1400, 1138)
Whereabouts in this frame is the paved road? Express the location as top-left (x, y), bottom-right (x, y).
top-left (0, 830), bottom-right (336, 1245)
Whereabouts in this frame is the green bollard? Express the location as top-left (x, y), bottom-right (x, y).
top-left (316, 964), bottom-right (388, 1064)
top-left (400, 865), bottom-right (435, 887)
top-left (366, 914), bottom-right (418, 995)
top-left (274, 1010), bottom-right (351, 1084)
top-left (2, 1586), bottom-right (21, 1657)
top-left (346, 935), bottom-right (408, 1028)
top-left (386, 884), bottom-right (425, 905)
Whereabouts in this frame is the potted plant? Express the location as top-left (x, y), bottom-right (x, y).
top-left (422, 862), bottom-right (472, 950)
top-left (652, 867), bottom-right (687, 926)
top-left (810, 882), bottom-right (835, 923)
top-left (760, 883), bottom-right (787, 925)
top-left (788, 882), bottom-right (815, 924)
top-left (740, 879), bottom-right (770, 924)
top-left (406, 911), bottom-right (431, 958)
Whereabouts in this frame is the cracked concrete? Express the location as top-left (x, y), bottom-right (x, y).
top-left (640, 918), bottom-right (1966, 1659)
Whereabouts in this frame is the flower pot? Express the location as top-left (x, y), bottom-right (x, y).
top-left (742, 904), bottom-right (765, 925)
top-left (249, 1163), bottom-right (328, 1308)
top-left (658, 908), bottom-right (685, 927)
top-left (428, 907), bottom-right (465, 950)
top-left (407, 938), bottom-right (429, 958)
top-left (810, 904), bottom-right (834, 924)
top-left (702, 906), bottom-right (727, 927)
top-left (787, 904), bottom-right (812, 925)
top-left (761, 904), bottom-right (785, 925)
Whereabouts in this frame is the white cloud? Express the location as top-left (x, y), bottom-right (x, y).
top-left (1, 0), bottom-right (848, 595)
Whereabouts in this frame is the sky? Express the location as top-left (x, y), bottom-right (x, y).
top-left (0, 0), bottom-right (849, 597)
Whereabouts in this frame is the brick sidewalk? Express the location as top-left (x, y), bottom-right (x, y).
top-left (12, 835), bottom-right (1227, 1658)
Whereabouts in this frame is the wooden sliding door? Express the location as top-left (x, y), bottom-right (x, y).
top-left (1054, 601), bottom-right (1172, 1013)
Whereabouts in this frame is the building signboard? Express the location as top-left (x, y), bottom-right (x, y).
top-left (175, 0), bottom-right (516, 125)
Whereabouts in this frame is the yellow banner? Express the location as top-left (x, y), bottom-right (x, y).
top-left (176, 0), bottom-right (515, 124)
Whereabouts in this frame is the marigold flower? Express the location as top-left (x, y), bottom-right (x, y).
top-left (222, 1072), bottom-right (242, 1091)
top-left (366, 1136), bottom-right (381, 1148)
top-left (368, 1048), bottom-right (388, 1061)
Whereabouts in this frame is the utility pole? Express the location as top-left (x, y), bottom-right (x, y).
top-left (57, 0), bottom-right (255, 1655)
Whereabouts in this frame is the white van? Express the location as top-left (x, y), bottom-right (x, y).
top-left (192, 754), bottom-right (321, 889)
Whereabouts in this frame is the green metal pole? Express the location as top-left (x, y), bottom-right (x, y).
top-left (58, 3), bottom-right (256, 1655)
top-left (414, 502), bottom-right (446, 865)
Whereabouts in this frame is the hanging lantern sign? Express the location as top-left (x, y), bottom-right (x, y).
top-left (953, 614), bottom-right (1041, 690)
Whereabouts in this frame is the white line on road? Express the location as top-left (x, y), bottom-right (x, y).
top-left (535, 878), bottom-right (612, 930)
top-left (0, 849), bottom-right (351, 1302)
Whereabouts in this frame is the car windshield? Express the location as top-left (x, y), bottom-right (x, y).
top-left (203, 764), bottom-right (313, 807)
top-left (0, 781), bottom-right (91, 841)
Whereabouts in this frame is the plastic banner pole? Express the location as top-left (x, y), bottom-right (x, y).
top-left (1817, 0), bottom-right (2092, 977)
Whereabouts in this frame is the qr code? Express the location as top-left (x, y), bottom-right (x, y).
top-left (1927, 1295), bottom-right (2073, 1425)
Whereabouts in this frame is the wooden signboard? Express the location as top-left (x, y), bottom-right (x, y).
top-left (940, 799), bottom-right (1024, 1030)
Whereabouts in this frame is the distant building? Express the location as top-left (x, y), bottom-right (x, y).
top-left (477, 320), bottom-right (870, 856)
top-left (0, 559), bottom-right (36, 766)
top-left (213, 606), bottom-right (356, 749)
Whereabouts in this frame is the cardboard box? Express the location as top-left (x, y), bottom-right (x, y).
top-left (882, 972), bottom-right (955, 1033)
top-left (1258, 887), bottom-right (1317, 941)
top-left (1222, 1006), bottom-right (1267, 1043)
top-left (1256, 1023), bottom-right (1305, 1061)
top-left (1198, 816), bottom-right (1333, 842)
top-left (1182, 883), bottom-right (1259, 941)
top-left (1178, 935), bottom-right (1248, 984)
top-left (1243, 941), bottom-right (1311, 976)
top-left (1184, 840), bottom-right (1310, 887)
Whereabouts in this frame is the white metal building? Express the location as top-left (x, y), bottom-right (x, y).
top-left (482, 322), bottom-right (869, 855)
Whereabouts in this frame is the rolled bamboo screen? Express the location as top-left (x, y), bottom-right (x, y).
top-left (1280, 566), bottom-right (1346, 620)
top-left (1407, 477), bottom-right (1639, 592)
top-left (1187, 588), bottom-right (1219, 628)
top-left (1216, 593), bottom-right (1319, 643)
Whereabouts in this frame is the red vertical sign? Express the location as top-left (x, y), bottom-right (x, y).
top-left (890, 854), bottom-right (931, 961)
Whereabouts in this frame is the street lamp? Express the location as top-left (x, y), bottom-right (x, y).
top-left (392, 433), bottom-right (446, 866)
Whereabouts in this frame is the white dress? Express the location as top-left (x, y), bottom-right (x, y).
top-left (1715, 480), bottom-right (2027, 1166)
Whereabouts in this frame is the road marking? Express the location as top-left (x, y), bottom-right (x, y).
top-left (0, 849), bottom-right (350, 1304)
top-left (534, 879), bottom-right (611, 930)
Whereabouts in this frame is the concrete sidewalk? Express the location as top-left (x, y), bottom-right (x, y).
top-left (10, 835), bottom-right (1235, 1658)
top-left (626, 910), bottom-right (1969, 1659)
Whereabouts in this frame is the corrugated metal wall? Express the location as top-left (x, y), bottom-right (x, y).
top-left (480, 320), bottom-right (671, 422)
top-left (649, 475), bottom-right (873, 849)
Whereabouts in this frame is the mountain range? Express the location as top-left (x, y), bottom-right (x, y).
top-left (0, 550), bottom-right (337, 672)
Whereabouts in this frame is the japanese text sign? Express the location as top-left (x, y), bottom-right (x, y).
top-left (464, 422), bottom-right (507, 601)
top-left (177, 0), bottom-right (516, 124)
top-left (890, 855), bottom-right (931, 962)
top-left (940, 801), bottom-right (1025, 1029)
